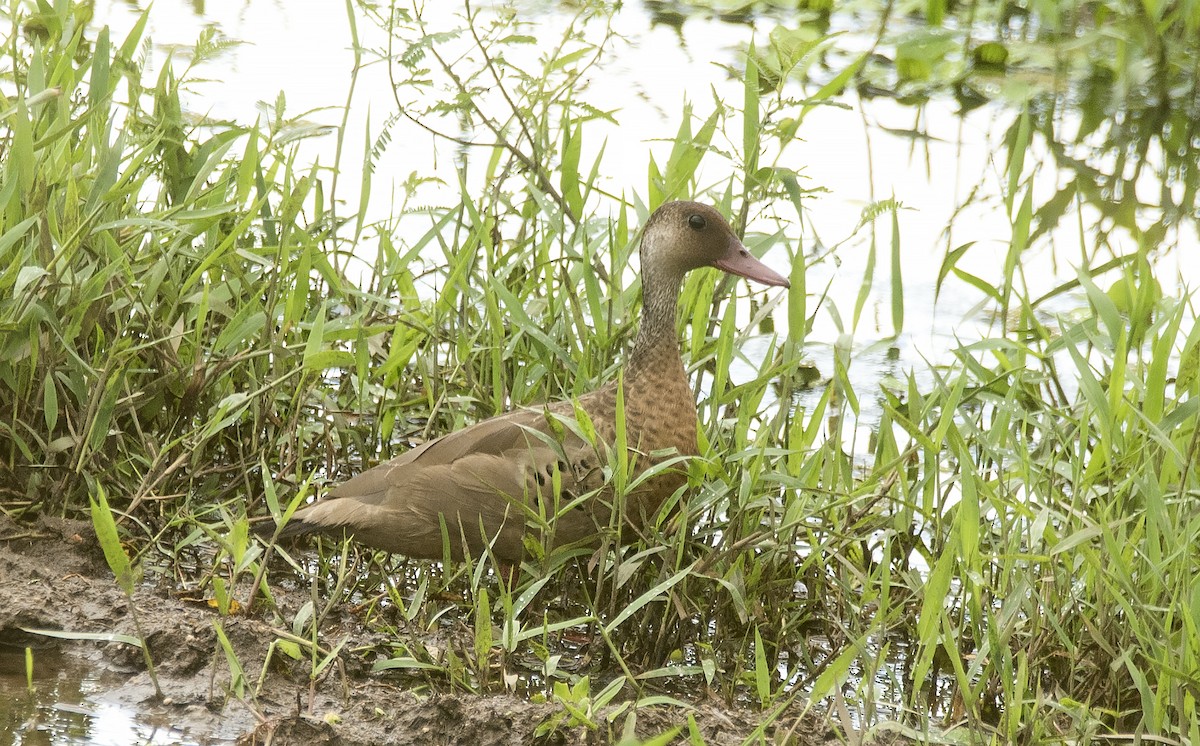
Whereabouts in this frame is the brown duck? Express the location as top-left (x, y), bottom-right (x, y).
top-left (265, 201), bottom-right (789, 563)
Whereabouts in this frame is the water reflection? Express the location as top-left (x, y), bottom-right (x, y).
top-left (0, 647), bottom-right (197, 746)
top-left (83, 0), bottom-right (1200, 325)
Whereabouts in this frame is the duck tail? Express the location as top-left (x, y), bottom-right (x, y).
top-left (250, 515), bottom-right (320, 542)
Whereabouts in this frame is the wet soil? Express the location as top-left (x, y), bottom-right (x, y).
top-left (0, 515), bottom-right (862, 745)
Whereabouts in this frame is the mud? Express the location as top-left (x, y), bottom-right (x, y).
top-left (0, 515), bottom-right (850, 745)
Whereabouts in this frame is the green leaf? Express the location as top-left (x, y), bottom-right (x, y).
top-left (662, 105), bottom-right (718, 199)
top-left (20, 627), bottom-right (142, 647)
top-left (1005, 109), bottom-right (1031, 213)
top-left (213, 306), bottom-right (266, 353)
top-left (89, 485), bottom-right (136, 596)
top-left (803, 51), bottom-right (863, 116)
top-left (889, 201), bottom-right (903, 335)
top-left (561, 123), bottom-right (583, 216)
top-left (274, 639), bottom-right (302, 660)
top-left (754, 626), bottom-right (770, 706)
top-left (743, 43), bottom-right (760, 178)
top-left (117, 9), bottom-right (150, 63)
top-left (302, 302), bottom-right (328, 370)
top-left (302, 350), bottom-right (356, 371)
top-left (42, 375), bottom-right (58, 432)
top-left (934, 241), bottom-right (975, 300)
top-left (213, 621), bottom-right (247, 699)
top-left (372, 658), bottom-right (446, 672)
top-left (474, 586), bottom-right (492, 672)
top-left (810, 640), bottom-right (859, 701)
top-left (912, 536), bottom-right (955, 687)
top-left (926, 0), bottom-right (945, 25)
top-left (786, 247), bottom-right (805, 348)
top-left (604, 564), bottom-right (693, 633)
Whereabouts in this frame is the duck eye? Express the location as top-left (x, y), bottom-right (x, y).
top-left (687, 214), bottom-right (706, 231)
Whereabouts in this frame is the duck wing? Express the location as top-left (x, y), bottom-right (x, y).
top-left (272, 403), bottom-right (607, 562)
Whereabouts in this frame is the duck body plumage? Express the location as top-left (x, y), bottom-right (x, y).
top-left (266, 201), bottom-right (789, 564)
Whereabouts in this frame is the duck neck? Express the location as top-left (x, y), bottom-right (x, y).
top-left (628, 264), bottom-right (684, 375)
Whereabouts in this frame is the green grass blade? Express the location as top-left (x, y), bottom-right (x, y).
top-left (89, 485), bottom-right (136, 596)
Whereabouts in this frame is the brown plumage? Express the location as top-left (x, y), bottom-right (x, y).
top-left (262, 201), bottom-right (789, 563)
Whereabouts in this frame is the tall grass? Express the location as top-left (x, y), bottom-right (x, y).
top-left (1, 8), bottom-right (347, 515)
top-left (2, 0), bottom-right (1198, 742)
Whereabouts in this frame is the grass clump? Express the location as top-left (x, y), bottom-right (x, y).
top-left (0, 8), bottom-right (349, 518)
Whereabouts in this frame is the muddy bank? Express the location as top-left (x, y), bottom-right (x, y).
top-left (0, 515), bottom-right (855, 745)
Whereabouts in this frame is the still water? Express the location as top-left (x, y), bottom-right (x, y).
top-left (0, 647), bottom-right (204, 746)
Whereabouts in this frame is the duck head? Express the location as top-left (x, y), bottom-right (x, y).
top-left (640, 201), bottom-right (791, 289)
